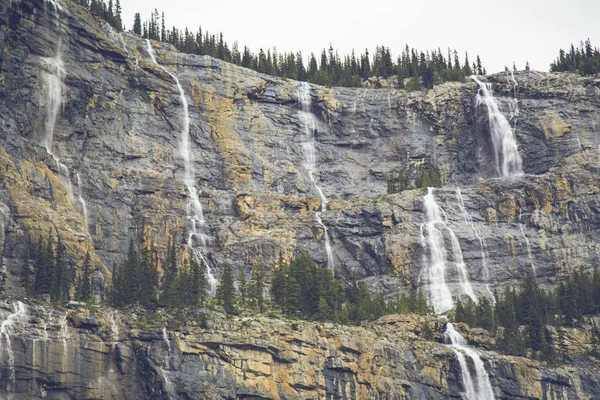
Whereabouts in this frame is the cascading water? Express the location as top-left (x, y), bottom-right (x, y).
top-left (59, 314), bottom-right (69, 369)
top-left (76, 173), bottom-right (89, 227)
top-left (118, 33), bottom-right (128, 55)
top-left (44, 40), bottom-right (65, 157)
top-left (110, 311), bottom-right (119, 343)
top-left (43, 1), bottom-right (89, 229)
top-left (145, 39), bottom-right (218, 295)
top-left (518, 210), bottom-right (536, 276)
top-left (297, 82), bottom-right (334, 271)
top-left (159, 327), bottom-right (175, 399)
top-left (456, 188), bottom-right (495, 303)
top-left (444, 323), bottom-right (495, 400)
top-left (0, 301), bottom-right (28, 393)
top-left (420, 188), bottom-right (477, 314)
top-left (473, 76), bottom-right (523, 178)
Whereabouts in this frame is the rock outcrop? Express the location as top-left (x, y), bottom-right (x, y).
top-left (1, 302), bottom-right (600, 399)
top-left (1, 0), bottom-right (600, 397)
top-left (2, 0), bottom-right (599, 301)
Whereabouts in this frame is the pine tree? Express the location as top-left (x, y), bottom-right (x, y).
top-left (237, 267), bottom-right (247, 307)
top-left (190, 256), bottom-right (207, 306)
top-left (248, 262), bottom-right (266, 312)
top-left (20, 261), bottom-right (33, 296)
top-left (138, 243), bottom-right (158, 306)
top-left (77, 252), bottom-right (92, 302)
top-left (53, 238), bottom-right (71, 302)
top-left (132, 13), bottom-right (142, 35)
top-left (216, 264), bottom-right (236, 315)
top-left (160, 236), bottom-right (178, 307)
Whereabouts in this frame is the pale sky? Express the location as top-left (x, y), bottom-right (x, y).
top-left (121, 0), bottom-right (599, 75)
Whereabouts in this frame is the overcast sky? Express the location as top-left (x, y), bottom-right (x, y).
top-left (120, 0), bottom-right (599, 75)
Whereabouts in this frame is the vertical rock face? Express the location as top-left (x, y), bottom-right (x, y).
top-left (1, 303), bottom-right (599, 400)
top-left (2, 0), bottom-right (599, 302)
top-left (1, 0), bottom-right (600, 397)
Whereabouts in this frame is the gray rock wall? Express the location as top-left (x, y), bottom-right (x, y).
top-left (0, 0), bottom-right (599, 304)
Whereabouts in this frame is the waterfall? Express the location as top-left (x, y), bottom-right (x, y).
top-left (118, 33), bottom-right (128, 55)
top-left (59, 314), bottom-right (69, 368)
top-left (159, 327), bottom-right (175, 399)
top-left (44, 40), bottom-right (65, 157)
top-left (42, 1), bottom-right (91, 231)
top-left (444, 323), bottom-right (495, 400)
top-left (297, 82), bottom-right (334, 271)
top-left (0, 301), bottom-right (28, 392)
top-left (472, 76), bottom-right (523, 178)
top-left (76, 173), bottom-right (89, 227)
top-left (456, 188), bottom-right (495, 304)
top-left (145, 40), bottom-right (218, 295)
top-left (505, 71), bottom-right (519, 121)
top-left (518, 210), bottom-right (536, 276)
top-left (110, 311), bottom-right (119, 343)
top-left (420, 188), bottom-right (477, 314)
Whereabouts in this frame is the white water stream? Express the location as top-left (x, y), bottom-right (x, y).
top-left (473, 76), bottom-right (523, 178)
top-left (420, 188), bottom-right (477, 314)
top-left (76, 173), bottom-right (89, 227)
top-left (146, 39), bottom-right (218, 295)
top-left (0, 301), bottom-right (28, 393)
top-left (110, 311), bottom-right (119, 343)
top-left (297, 82), bottom-right (334, 271)
top-left (445, 323), bottom-right (495, 400)
top-left (43, 1), bottom-right (90, 231)
top-left (456, 188), bottom-right (495, 304)
top-left (518, 210), bottom-right (536, 276)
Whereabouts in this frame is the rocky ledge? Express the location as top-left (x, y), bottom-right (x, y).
top-left (0, 301), bottom-right (599, 399)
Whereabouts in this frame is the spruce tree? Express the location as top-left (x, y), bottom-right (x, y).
top-left (237, 267), bottom-right (247, 307)
top-left (133, 13), bottom-right (142, 36)
top-left (53, 238), bottom-right (71, 302)
top-left (77, 252), bottom-right (92, 302)
top-left (160, 236), bottom-right (178, 307)
top-left (216, 264), bottom-right (236, 315)
top-left (248, 262), bottom-right (266, 313)
top-left (190, 256), bottom-right (207, 306)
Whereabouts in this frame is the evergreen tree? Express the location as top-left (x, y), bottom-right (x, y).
top-left (237, 267), bottom-right (247, 307)
top-left (77, 252), bottom-right (92, 302)
top-left (190, 256), bottom-right (207, 306)
top-left (216, 264), bottom-right (236, 315)
top-left (248, 262), bottom-right (266, 312)
top-left (138, 243), bottom-right (158, 306)
top-left (133, 13), bottom-right (142, 36)
top-left (160, 236), bottom-right (178, 307)
top-left (52, 237), bottom-right (71, 302)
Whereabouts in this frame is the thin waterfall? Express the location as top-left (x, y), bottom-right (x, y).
top-left (76, 173), bottom-right (89, 227)
top-left (43, 1), bottom-right (89, 227)
top-left (110, 311), bottom-right (119, 343)
top-left (160, 327), bottom-right (175, 399)
top-left (420, 188), bottom-right (477, 314)
top-left (0, 301), bottom-right (28, 393)
top-left (456, 188), bottom-right (495, 304)
top-left (518, 209), bottom-right (536, 276)
top-left (444, 323), bottom-right (495, 400)
top-left (297, 82), bottom-right (334, 271)
top-left (44, 39), bottom-right (65, 157)
top-left (472, 76), bottom-right (523, 177)
top-left (145, 40), bottom-right (218, 295)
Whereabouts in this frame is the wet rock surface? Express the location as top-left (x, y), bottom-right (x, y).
top-left (1, 303), bottom-right (599, 399)
top-left (1, 0), bottom-right (600, 398)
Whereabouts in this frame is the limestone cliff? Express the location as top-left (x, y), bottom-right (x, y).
top-left (1, 302), bottom-right (600, 399)
top-left (2, 0), bottom-right (600, 300)
top-left (1, 0), bottom-right (600, 398)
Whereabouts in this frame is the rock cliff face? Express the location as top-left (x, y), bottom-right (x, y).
top-left (1, 0), bottom-right (600, 398)
top-left (2, 0), bottom-right (600, 298)
top-left (2, 302), bottom-right (600, 400)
